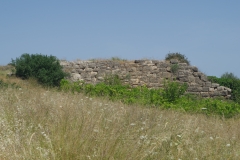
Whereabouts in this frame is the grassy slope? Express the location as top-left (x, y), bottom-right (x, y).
top-left (0, 67), bottom-right (240, 159)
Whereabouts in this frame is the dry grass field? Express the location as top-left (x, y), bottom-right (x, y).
top-left (0, 66), bottom-right (240, 160)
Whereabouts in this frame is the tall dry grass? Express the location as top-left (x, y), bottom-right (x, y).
top-left (0, 74), bottom-right (240, 159)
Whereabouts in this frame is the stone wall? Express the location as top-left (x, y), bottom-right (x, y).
top-left (60, 59), bottom-right (231, 98)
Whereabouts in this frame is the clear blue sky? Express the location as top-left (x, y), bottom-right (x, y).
top-left (1, 0), bottom-right (239, 78)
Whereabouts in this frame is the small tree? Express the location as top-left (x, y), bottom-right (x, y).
top-left (11, 53), bottom-right (68, 87)
top-left (221, 72), bottom-right (238, 80)
top-left (208, 72), bottom-right (240, 103)
top-left (165, 52), bottom-right (190, 65)
top-left (161, 80), bottom-right (188, 103)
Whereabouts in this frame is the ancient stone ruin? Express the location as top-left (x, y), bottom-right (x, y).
top-left (60, 59), bottom-right (231, 98)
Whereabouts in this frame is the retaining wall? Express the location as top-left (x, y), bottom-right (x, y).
top-left (60, 59), bottom-right (231, 98)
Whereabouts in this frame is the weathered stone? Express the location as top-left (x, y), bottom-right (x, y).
top-left (162, 72), bottom-right (172, 78)
top-left (85, 68), bottom-right (93, 72)
top-left (209, 88), bottom-right (215, 92)
top-left (195, 77), bottom-right (204, 86)
top-left (76, 69), bottom-right (84, 73)
top-left (157, 63), bottom-right (169, 68)
top-left (150, 69), bottom-right (160, 73)
top-left (209, 91), bottom-right (220, 97)
top-left (200, 74), bottom-right (208, 82)
top-left (202, 87), bottom-right (209, 92)
top-left (179, 77), bottom-right (189, 82)
top-left (226, 95), bottom-right (231, 99)
top-left (188, 87), bottom-right (203, 92)
top-left (177, 74), bottom-right (186, 78)
top-left (170, 59), bottom-right (178, 64)
top-left (159, 68), bottom-right (167, 72)
top-left (187, 92), bottom-right (200, 96)
top-left (151, 66), bottom-right (158, 70)
top-left (149, 83), bottom-right (161, 87)
top-left (97, 76), bottom-right (104, 80)
top-left (225, 87), bottom-right (232, 92)
top-left (178, 63), bottom-right (187, 66)
top-left (72, 73), bottom-right (81, 81)
top-left (142, 60), bottom-right (153, 65)
top-left (93, 68), bottom-right (99, 72)
top-left (149, 78), bottom-right (158, 83)
top-left (205, 82), bottom-right (211, 87)
top-left (201, 92), bottom-right (209, 97)
top-left (79, 64), bottom-right (86, 69)
top-left (217, 86), bottom-right (224, 91)
top-left (130, 79), bottom-right (139, 85)
top-left (220, 90), bottom-right (228, 96)
top-left (188, 76), bottom-right (195, 83)
top-left (112, 69), bottom-right (121, 74)
top-left (166, 67), bottom-right (171, 72)
top-left (85, 77), bottom-right (92, 81)
top-left (73, 64), bottom-right (79, 69)
top-left (188, 83), bottom-right (200, 87)
top-left (90, 72), bottom-right (98, 77)
top-left (88, 63), bottom-right (96, 68)
top-left (193, 72), bottom-right (201, 77)
top-left (192, 66), bottom-right (198, 72)
top-left (61, 59), bottom-right (231, 98)
top-left (60, 61), bottom-right (69, 66)
top-left (212, 83), bottom-right (220, 88)
top-left (143, 66), bottom-right (153, 71)
top-left (71, 69), bottom-right (77, 73)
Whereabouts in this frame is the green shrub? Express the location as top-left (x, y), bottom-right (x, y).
top-left (165, 52), bottom-right (190, 65)
top-left (221, 72), bottom-right (239, 79)
top-left (111, 57), bottom-right (127, 61)
top-left (59, 75), bottom-right (240, 118)
top-left (11, 53), bottom-right (68, 87)
top-left (161, 81), bottom-right (188, 103)
top-left (208, 72), bottom-right (240, 103)
top-left (103, 74), bottom-right (122, 86)
top-left (170, 64), bottom-right (179, 74)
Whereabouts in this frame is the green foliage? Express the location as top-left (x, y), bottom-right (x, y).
top-left (103, 74), bottom-right (122, 86)
top-left (170, 64), bottom-right (179, 74)
top-left (11, 53), bottom-right (68, 87)
top-left (161, 81), bottom-right (188, 103)
top-left (0, 79), bottom-right (20, 89)
top-left (221, 72), bottom-right (239, 79)
top-left (58, 74), bottom-right (240, 118)
top-left (208, 72), bottom-right (240, 103)
top-left (59, 74), bottom-right (240, 118)
top-left (111, 57), bottom-right (127, 61)
top-left (165, 52), bottom-right (190, 65)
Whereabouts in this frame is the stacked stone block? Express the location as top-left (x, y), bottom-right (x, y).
top-left (60, 59), bottom-right (231, 98)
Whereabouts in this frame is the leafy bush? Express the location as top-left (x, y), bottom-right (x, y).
top-left (11, 53), bottom-right (68, 87)
top-left (221, 72), bottom-right (239, 79)
top-left (60, 78), bottom-right (240, 118)
top-left (165, 52), bottom-right (190, 65)
top-left (103, 74), bottom-right (122, 86)
top-left (170, 64), bottom-right (179, 74)
top-left (208, 72), bottom-right (240, 103)
top-left (161, 81), bottom-right (188, 103)
top-left (59, 74), bottom-right (240, 118)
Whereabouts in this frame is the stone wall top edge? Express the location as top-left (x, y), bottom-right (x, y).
top-left (60, 59), bottom-right (174, 66)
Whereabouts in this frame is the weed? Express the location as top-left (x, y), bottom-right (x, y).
top-left (0, 75), bottom-right (240, 159)
top-left (170, 64), bottom-right (179, 74)
top-left (59, 75), bottom-right (240, 118)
